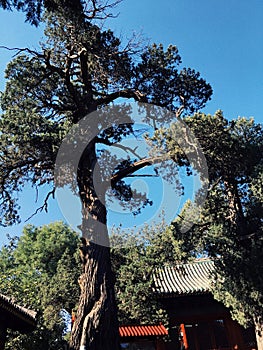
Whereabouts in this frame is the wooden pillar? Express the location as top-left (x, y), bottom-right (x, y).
top-left (156, 338), bottom-right (166, 350)
top-left (0, 325), bottom-right (7, 350)
top-left (179, 324), bottom-right (189, 350)
top-left (224, 318), bottom-right (245, 350)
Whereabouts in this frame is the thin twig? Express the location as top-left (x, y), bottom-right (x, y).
top-left (25, 188), bottom-right (55, 222)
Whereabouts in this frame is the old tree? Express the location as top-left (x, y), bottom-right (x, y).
top-left (0, 1), bottom-right (212, 349)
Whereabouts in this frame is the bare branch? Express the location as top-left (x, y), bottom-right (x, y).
top-left (83, 0), bottom-right (122, 20)
top-left (0, 46), bottom-right (43, 58)
top-left (96, 89), bottom-right (148, 106)
top-left (110, 143), bottom-right (142, 159)
top-left (238, 231), bottom-right (262, 241)
top-left (125, 174), bottom-right (158, 178)
top-left (25, 188), bottom-right (55, 222)
top-left (208, 176), bottom-right (223, 192)
top-left (96, 137), bottom-right (142, 159)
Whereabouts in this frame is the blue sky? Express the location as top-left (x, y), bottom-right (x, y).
top-left (0, 0), bottom-right (262, 245)
top-left (108, 0), bottom-right (263, 122)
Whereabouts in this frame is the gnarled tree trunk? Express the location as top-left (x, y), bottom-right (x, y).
top-left (70, 242), bottom-right (119, 350)
top-left (69, 141), bottom-right (120, 350)
top-left (254, 319), bottom-right (263, 350)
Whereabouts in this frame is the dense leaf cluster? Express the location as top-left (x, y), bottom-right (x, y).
top-left (0, 222), bottom-right (81, 350)
top-left (0, 0), bottom-right (110, 25)
top-left (0, 220), bottom-right (186, 348)
top-left (111, 222), bottom-right (185, 327)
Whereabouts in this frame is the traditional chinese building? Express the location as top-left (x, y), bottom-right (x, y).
top-left (0, 294), bottom-right (37, 349)
top-left (119, 259), bottom-right (257, 350)
top-left (154, 258), bottom-right (257, 350)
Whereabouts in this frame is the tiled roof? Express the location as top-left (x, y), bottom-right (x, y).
top-left (153, 258), bottom-right (215, 296)
top-left (119, 324), bottom-right (168, 337)
top-left (0, 294), bottom-right (37, 328)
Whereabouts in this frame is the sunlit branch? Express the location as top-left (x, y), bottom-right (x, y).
top-left (111, 155), bottom-right (168, 185)
top-left (95, 89), bottom-right (148, 106)
top-left (96, 137), bottom-right (142, 159)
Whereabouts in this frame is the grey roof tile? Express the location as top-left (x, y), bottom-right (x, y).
top-left (153, 258), bottom-right (215, 296)
top-left (0, 293), bottom-right (37, 323)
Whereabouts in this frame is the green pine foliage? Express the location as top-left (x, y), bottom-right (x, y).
top-left (0, 0), bottom-right (101, 26)
top-left (166, 112), bottom-right (263, 328)
top-left (0, 1), bottom-right (212, 348)
top-left (0, 2), bottom-right (212, 228)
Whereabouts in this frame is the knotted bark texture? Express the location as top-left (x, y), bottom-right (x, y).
top-left (70, 240), bottom-right (120, 350)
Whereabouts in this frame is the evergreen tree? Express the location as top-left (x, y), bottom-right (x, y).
top-left (0, 1), bottom-right (212, 349)
top-left (164, 112), bottom-right (263, 349)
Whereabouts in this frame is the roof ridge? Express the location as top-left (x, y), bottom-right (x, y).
top-left (163, 257), bottom-right (214, 266)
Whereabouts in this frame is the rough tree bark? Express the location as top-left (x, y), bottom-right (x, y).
top-left (69, 141), bottom-right (120, 350)
top-left (254, 319), bottom-right (263, 350)
top-left (70, 242), bottom-right (120, 350)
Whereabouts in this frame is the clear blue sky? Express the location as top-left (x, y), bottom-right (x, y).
top-left (0, 0), bottom-right (262, 245)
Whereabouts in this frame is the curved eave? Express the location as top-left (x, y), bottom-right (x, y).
top-left (119, 324), bottom-right (168, 338)
top-left (0, 294), bottom-right (37, 332)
